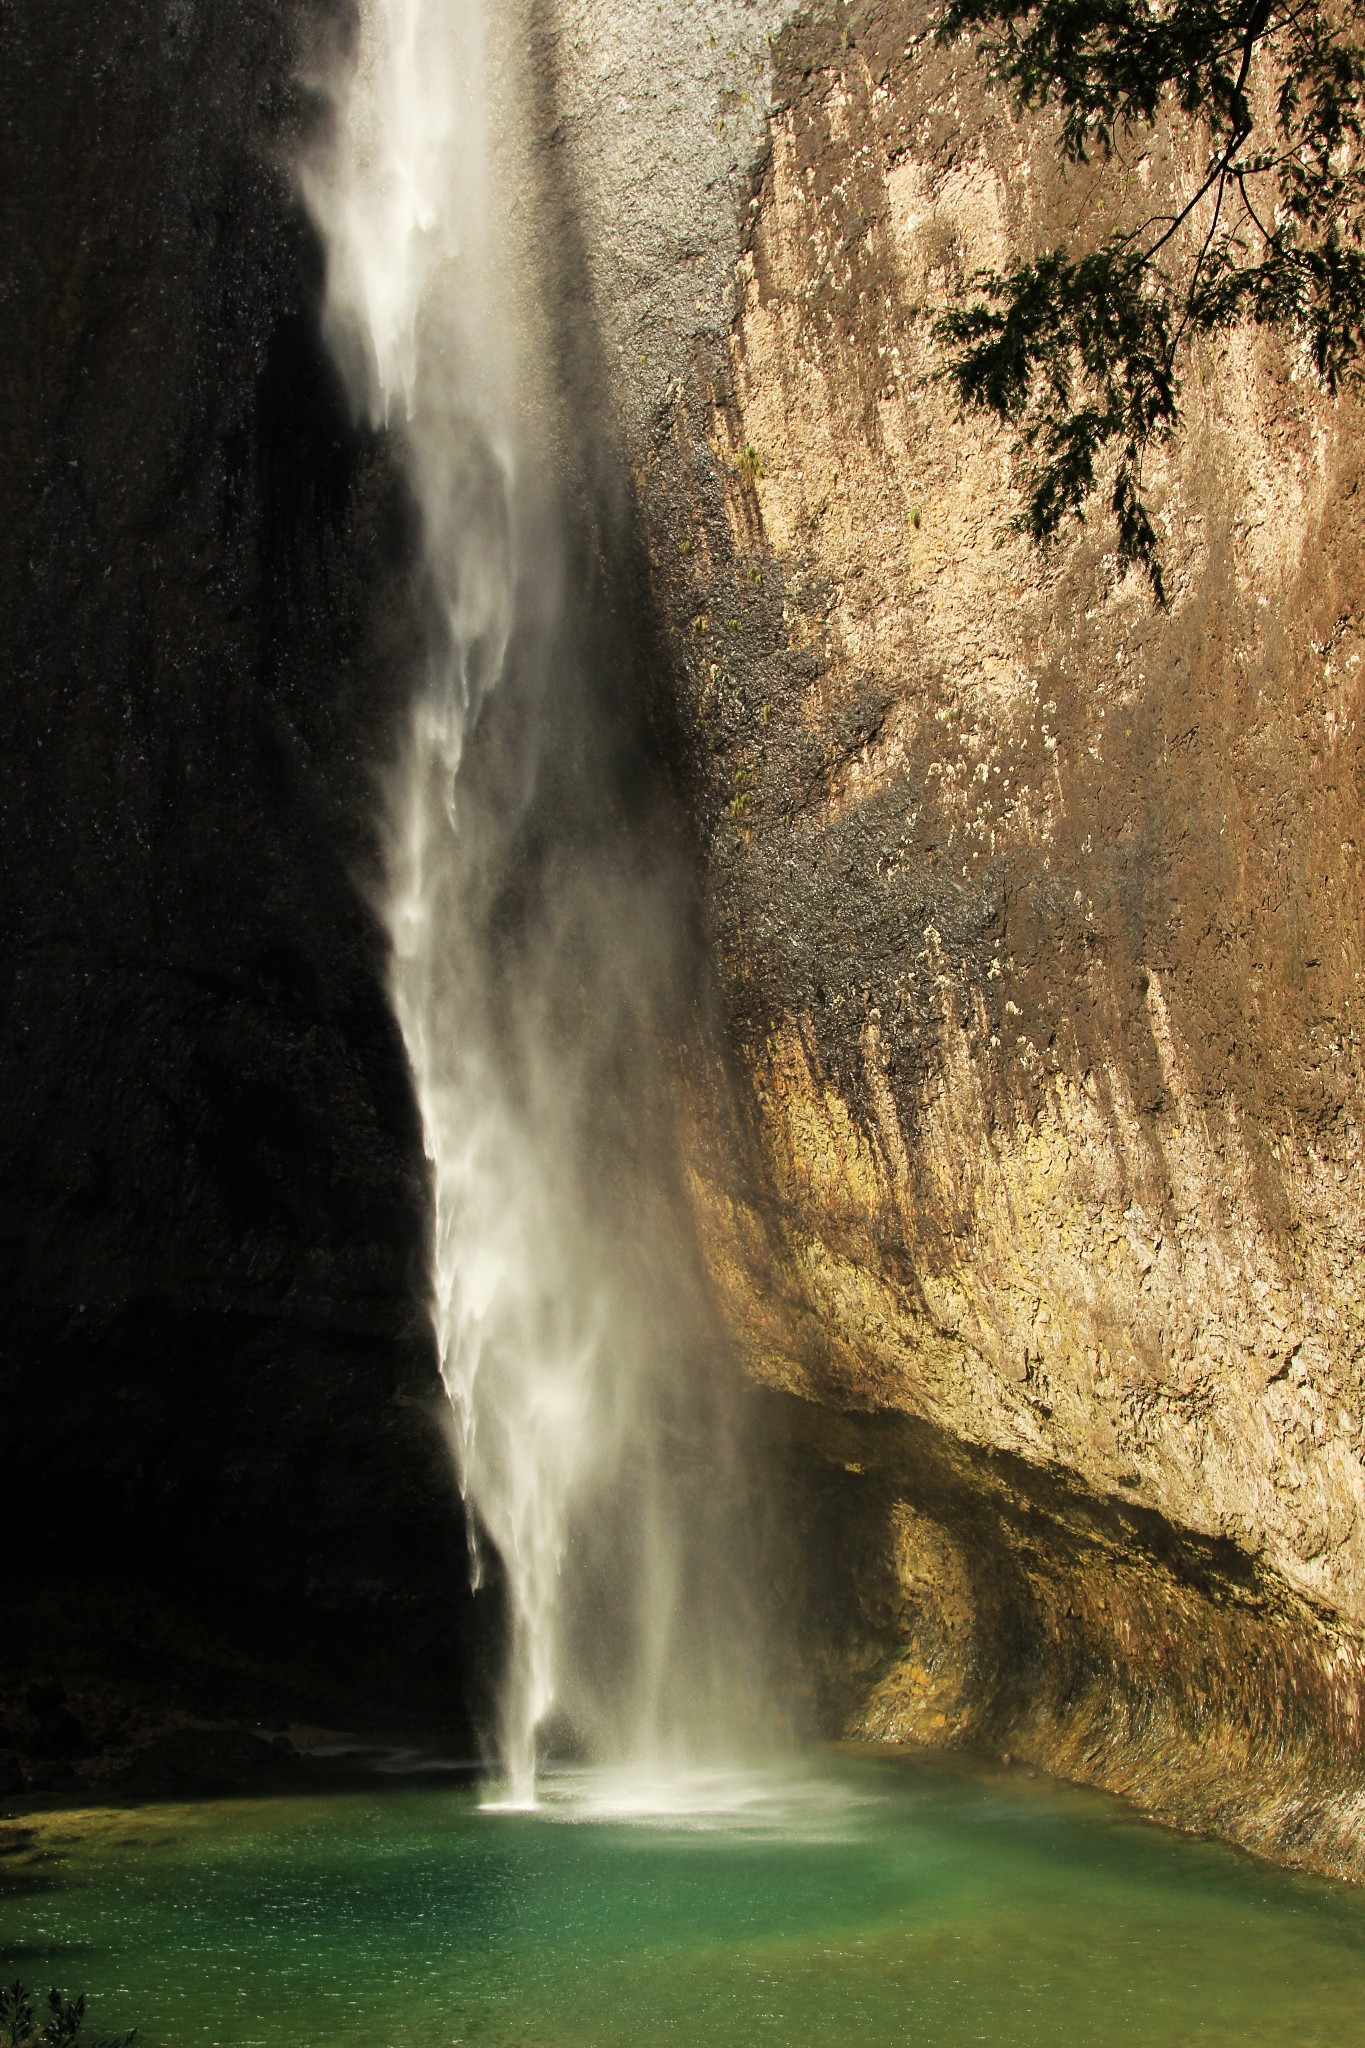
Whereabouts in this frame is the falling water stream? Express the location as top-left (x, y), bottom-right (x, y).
top-left (300, 0), bottom-right (762, 1805)
top-left (13, 19), bottom-right (1365, 2048)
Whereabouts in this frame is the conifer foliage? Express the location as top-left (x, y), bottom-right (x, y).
top-left (934, 0), bottom-right (1365, 596)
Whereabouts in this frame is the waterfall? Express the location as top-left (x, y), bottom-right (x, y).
top-left (300, 0), bottom-right (764, 1806)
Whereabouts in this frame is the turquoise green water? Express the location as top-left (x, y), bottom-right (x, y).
top-left (4, 1753), bottom-right (1365, 2047)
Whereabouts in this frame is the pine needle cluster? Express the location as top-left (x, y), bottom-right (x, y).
top-left (936, 0), bottom-right (1365, 597)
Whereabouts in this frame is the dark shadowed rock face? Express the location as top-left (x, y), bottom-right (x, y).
top-left (0, 0), bottom-right (478, 1720)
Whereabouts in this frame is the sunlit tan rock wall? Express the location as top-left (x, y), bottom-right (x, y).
top-left (557, 0), bottom-right (1365, 1873)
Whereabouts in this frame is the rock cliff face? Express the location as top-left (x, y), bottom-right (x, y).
top-left (0, 0), bottom-right (476, 1719)
top-left (554, 0), bottom-right (1365, 1875)
top-left (6, 0), bottom-right (1365, 1875)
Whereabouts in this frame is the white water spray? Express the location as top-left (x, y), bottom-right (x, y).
top-left (302, 0), bottom-right (765, 1806)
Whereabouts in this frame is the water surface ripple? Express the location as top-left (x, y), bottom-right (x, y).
top-left (5, 1752), bottom-right (1365, 2046)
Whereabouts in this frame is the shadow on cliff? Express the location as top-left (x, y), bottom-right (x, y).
top-left (0, 0), bottom-right (492, 1731)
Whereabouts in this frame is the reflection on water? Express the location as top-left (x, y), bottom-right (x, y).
top-left (4, 1751), bottom-right (1365, 2048)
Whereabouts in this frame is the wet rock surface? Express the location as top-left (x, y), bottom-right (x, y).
top-left (0, 1707), bottom-right (477, 1825)
top-left (767, 1390), bottom-right (1365, 1883)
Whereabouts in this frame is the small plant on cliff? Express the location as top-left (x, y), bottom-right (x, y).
top-left (0, 1984), bottom-right (135, 2048)
top-left (935, 0), bottom-right (1365, 599)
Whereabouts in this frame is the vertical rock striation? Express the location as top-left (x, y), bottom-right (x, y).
top-left (551, 0), bottom-right (1365, 1876)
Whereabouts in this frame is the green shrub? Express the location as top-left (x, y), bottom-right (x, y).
top-left (0, 1984), bottom-right (135, 2048)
